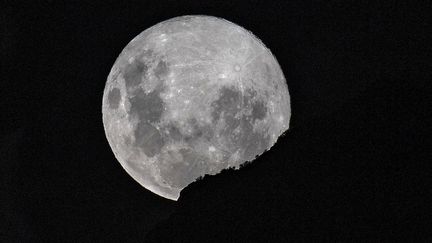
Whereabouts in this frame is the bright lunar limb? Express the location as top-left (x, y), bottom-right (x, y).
top-left (102, 15), bottom-right (291, 200)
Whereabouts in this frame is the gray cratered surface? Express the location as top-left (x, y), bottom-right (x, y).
top-left (102, 15), bottom-right (291, 201)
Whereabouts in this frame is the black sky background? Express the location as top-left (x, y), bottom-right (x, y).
top-left (1, 0), bottom-right (431, 242)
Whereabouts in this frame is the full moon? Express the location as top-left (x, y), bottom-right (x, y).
top-left (102, 15), bottom-right (290, 200)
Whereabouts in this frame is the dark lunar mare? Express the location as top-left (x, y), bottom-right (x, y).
top-left (130, 85), bottom-right (166, 157)
top-left (123, 54), bottom-right (171, 158)
top-left (251, 99), bottom-right (267, 121)
top-left (123, 59), bottom-right (148, 89)
top-left (129, 87), bottom-right (165, 123)
top-left (210, 85), bottom-right (270, 160)
top-left (153, 60), bottom-right (169, 79)
top-left (134, 121), bottom-right (164, 158)
top-left (107, 88), bottom-right (121, 109)
top-left (129, 85), bottom-right (166, 157)
top-left (122, 50), bottom-right (154, 89)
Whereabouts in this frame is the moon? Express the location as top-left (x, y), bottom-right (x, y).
top-left (102, 15), bottom-right (291, 200)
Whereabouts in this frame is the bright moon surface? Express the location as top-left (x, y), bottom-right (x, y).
top-left (102, 15), bottom-right (291, 200)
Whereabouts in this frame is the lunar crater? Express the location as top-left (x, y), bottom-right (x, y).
top-left (102, 15), bottom-right (290, 201)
